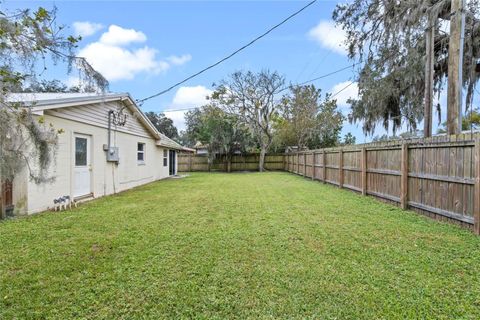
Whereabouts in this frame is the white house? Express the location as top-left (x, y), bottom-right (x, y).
top-left (5, 92), bottom-right (188, 215)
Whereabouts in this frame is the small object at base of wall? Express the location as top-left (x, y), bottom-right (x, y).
top-left (5, 205), bottom-right (14, 217)
top-left (53, 196), bottom-right (78, 212)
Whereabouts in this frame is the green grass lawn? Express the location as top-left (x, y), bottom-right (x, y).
top-left (1, 172), bottom-right (480, 319)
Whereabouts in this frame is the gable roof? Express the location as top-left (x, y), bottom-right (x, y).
top-left (8, 92), bottom-right (187, 151)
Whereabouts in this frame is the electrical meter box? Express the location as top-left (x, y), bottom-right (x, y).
top-left (104, 145), bottom-right (120, 162)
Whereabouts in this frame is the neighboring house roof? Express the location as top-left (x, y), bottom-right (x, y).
top-left (285, 146), bottom-right (308, 153)
top-left (194, 141), bottom-right (208, 149)
top-left (8, 92), bottom-right (188, 151)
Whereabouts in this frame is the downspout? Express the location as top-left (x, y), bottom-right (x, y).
top-left (107, 110), bottom-right (116, 194)
top-left (108, 110), bottom-right (114, 151)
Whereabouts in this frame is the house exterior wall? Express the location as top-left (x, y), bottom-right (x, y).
top-left (17, 100), bottom-right (174, 214)
top-left (12, 169), bottom-right (28, 215)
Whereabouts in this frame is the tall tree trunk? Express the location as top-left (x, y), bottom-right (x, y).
top-left (259, 147), bottom-right (266, 172)
top-left (424, 13), bottom-right (435, 138)
top-left (447, 0), bottom-right (466, 134)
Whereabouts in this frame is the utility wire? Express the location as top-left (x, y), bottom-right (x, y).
top-left (330, 80), bottom-right (356, 99)
top-left (160, 68), bottom-right (356, 113)
top-left (137, 0), bottom-right (318, 104)
top-left (278, 64), bottom-right (355, 93)
top-left (160, 22), bottom-right (447, 113)
top-left (306, 50), bottom-right (332, 79)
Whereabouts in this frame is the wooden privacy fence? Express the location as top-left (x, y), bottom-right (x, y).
top-left (178, 153), bottom-right (285, 172)
top-left (286, 134), bottom-right (480, 235)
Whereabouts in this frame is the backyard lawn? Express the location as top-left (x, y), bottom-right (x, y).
top-left (1, 172), bottom-right (480, 319)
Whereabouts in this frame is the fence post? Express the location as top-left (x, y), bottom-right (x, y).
top-left (361, 147), bottom-right (367, 196)
top-left (303, 152), bottom-right (307, 177)
top-left (474, 138), bottom-right (480, 235)
top-left (189, 154), bottom-right (193, 172)
top-left (339, 149), bottom-right (344, 188)
top-left (297, 152), bottom-right (300, 174)
top-left (312, 152), bottom-right (315, 181)
top-left (323, 151), bottom-right (327, 184)
top-left (400, 143), bottom-right (409, 210)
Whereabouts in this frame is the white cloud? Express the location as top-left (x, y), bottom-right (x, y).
top-left (171, 86), bottom-right (212, 107)
top-left (99, 25), bottom-right (146, 46)
top-left (79, 42), bottom-right (169, 81)
top-left (163, 86), bottom-right (213, 131)
top-left (163, 110), bottom-right (189, 132)
top-left (308, 20), bottom-right (347, 55)
top-left (73, 21), bottom-right (103, 37)
top-left (167, 54), bottom-right (192, 66)
top-left (78, 25), bottom-right (190, 81)
top-left (330, 81), bottom-right (358, 113)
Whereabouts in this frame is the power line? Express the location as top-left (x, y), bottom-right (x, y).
top-left (159, 64), bottom-right (356, 113)
top-left (306, 50), bottom-right (332, 79)
top-left (137, 0), bottom-right (318, 104)
top-left (161, 79), bottom-right (356, 114)
top-left (294, 45), bottom-right (323, 83)
top-left (330, 80), bottom-right (356, 99)
top-left (159, 33), bottom-right (432, 113)
top-left (279, 64), bottom-right (355, 93)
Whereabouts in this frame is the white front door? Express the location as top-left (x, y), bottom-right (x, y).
top-left (73, 134), bottom-right (92, 198)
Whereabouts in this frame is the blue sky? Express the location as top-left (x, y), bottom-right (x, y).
top-left (5, 0), bottom-right (473, 142)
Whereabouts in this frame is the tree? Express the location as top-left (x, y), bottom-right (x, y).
top-left (181, 108), bottom-right (203, 148)
top-left (1, 6), bottom-right (107, 186)
top-left (307, 98), bottom-right (344, 149)
top-left (342, 133), bottom-right (356, 145)
top-left (333, 0), bottom-right (480, 135)
top-left (23, 79), bottom-right (68, 93)
top-left (145, 112), bottom-right (179, 140)
top-left (437, 107), bottom-right (480, 133)
top-left (22, 79), bottom-right (97, 93)
top-left (213, 70), bottom-right (285, 172)
top-left (182, 105), bottom-right (252, 171)
top-left (462, 108), bottom-right (480, 131)
top-left (278, 85), bottom-right (344, 150)
top-left (200, 106), bottom-right (252, 172)
top-left (372, 134), bottom-right (393, 142)
top-left (279, 85), bottom-right (321, 148)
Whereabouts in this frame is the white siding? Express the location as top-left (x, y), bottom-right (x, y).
top-left (45, 100), bottom-right (151, 138)
top-left (11, 168), bottom-right (28, 215)
top-left (21, 102), bottom-right (171, 214)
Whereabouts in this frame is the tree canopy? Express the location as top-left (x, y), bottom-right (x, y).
top-left (182, 105), bottom-right (253, 171)
top-left (21, 79), bottom-right (97, 93)
top-left (145, 112), bottom-right (179, 140)
top-left (333, 0), bottom-right (480, 135)
top-left (438, 107), bottom-right (480, 133)
top-left (212, 70), bottom-right (285, 171)
top-left (0, 6), bottom-right (107, 184)
top-left (274, 85), bottom-right (344, 150)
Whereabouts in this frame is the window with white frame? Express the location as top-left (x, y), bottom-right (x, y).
top-left (137, 143), bottom-right (146, 164)
top-left (163, 149), bottom-right (168, 167)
